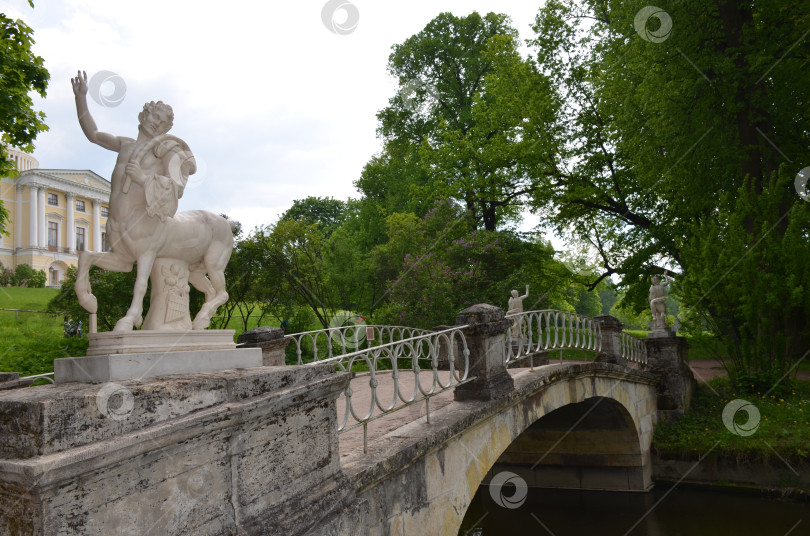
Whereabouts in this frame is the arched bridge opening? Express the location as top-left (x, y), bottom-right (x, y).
top-left (483, 396), bottom-right (650, 493)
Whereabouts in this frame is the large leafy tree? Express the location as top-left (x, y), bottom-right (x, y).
top-left (528, 0), bottom-right (810, 382)
top-left (279, 196), bottom-right (347, 236)
top-left (358, 11), bottom-right (559, 231)
top-left (0, 3), bottom-right (49, 233)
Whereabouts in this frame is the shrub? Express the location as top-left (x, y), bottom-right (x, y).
top-left (11, 264), bottom-right (46, 288)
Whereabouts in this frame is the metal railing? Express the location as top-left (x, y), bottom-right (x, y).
top-left (622, 332), bottom-right (648, 365)
top-left (307, 325), bottom-right (471, 453)
top-left (0, 308), bottom-right (65, 320)
top-left (285, 324), bottom-right (434, 364)
top-left (21, 372), bottom-right (55, 384)
top-left (0, 372), bottom-right (55, 389)
top-left (504, 310), bottom-right (602, 365)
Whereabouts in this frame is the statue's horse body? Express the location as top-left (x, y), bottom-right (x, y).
top-left (75, 134), bottom-right (232, 331)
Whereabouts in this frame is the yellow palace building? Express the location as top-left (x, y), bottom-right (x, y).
top-left (0, 148), bottom-right (111, 287)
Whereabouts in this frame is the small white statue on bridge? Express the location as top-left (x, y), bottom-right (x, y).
top-left (71, 70), bottom-right (234, 333)
top-left (649, 275), bottom-right (670, 331)
top-left (507, 285), bottom-right (529, 338)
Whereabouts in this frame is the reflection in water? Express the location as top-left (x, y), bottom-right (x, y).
top-left (458, 486), bottom-right (808, 535)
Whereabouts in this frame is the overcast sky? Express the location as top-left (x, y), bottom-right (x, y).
top-left (6, 0), bottom-right (547, 234)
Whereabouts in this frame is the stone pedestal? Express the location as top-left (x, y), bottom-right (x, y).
top-left (644, 335), bottom-right (695, 420)
top-left (0, 365), bottom-right (353, 535)
top-left (237, 326), bottom-right (291, 366)
top-left (85, 329), bottom-right (237, 356)
top-left (453, 304), bottom-right (514, 401)
top-left (58, 330), bottom-right (260, 384)
top-left (594, 315), bottom-right (627, 366)
top-left (648, 327), bottom-right (676, 339)
top-left (142, 257), bottom-right (192, 331)
top-left (54, 348), bottom-right (262, 383)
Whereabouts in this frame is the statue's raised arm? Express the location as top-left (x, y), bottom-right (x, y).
top-left (520, 285), bottom-right (529, 300)
top-left (71, 70), bottom-right (126, 152)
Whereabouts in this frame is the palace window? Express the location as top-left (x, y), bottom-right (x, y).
top-left (47, 193), bottom-right (58, 206)
top-left (76, 200), bottom-right (85, 212)
top-left (48, 222), bottom-right (58, 251)
top-left (101, 206), bottom-right (109, 218)
top-left (76, 227), bottom-right (86, 252)
top-left (102, 232), bottom-right (110, 252)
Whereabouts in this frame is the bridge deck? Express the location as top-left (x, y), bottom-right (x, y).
top-left (336, 363), bottom-right (580, 463)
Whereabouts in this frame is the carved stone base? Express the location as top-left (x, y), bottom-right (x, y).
top-left (57, 330), bottom-right (255, 384)
top-left (142, 257), bottom-right (192, 330)
top-left (54, 347), bottom-right (262, 384)
top-left (85, 329), bottom-right (236, 356)
top-left (648, 327), bottom-right (676, 338)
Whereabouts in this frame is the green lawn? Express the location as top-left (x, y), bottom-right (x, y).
top-left (0, 286), bottom-right (87, 377)
top-left (0, 286), bottom-right (59, 311)
top-left (654, 378), bottom-right (810, 465)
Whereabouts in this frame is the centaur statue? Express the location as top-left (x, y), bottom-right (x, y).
top-left (71, 71), bottom-right (233, 332)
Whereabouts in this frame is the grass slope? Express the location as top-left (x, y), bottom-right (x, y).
top-left (0, 287), bottom-right (87, 376)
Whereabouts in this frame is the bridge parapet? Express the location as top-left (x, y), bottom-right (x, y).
top-left (594, 314), bottom-right (649, 367)
top-left (505, 309), bottom-right (603, 366)
top-left (307, 324), bottom-right (471, 452)
top-left (286, 324), bottom-right (433, 364)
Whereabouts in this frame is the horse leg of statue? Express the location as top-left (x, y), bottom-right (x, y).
top-left (114, 252), bottom-right (155, 332)
top-left (188, 267), bottom-right (215, 330)
top-left (76, 251), bottom-right (134, 315)
top-left (190, 264), bottom-right (229, 330)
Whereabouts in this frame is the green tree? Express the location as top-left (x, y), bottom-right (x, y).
top-left (360, 11), bottom-right (558, 231)
top-left (0, 3), bottom-right (49, 233)
top-left (253, 220), bottom-right (333, 329)
top-left (11, 264), bottom-right (45, 288)
top-left (279, 196), bottom-right (347, 236)
top-left (371, 200), bottom-right (563, 328)
top-left (527, 0), bottom-right (810, 382)
top-left (49, 266), bottom-right (140, 331)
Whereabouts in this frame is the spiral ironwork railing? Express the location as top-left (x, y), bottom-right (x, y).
top-left (504, 310), bottom-right (603, 365)
top-left (303, 325), bottom-right (470, 453)
top-left (285, 324), bottom-right (434, 364)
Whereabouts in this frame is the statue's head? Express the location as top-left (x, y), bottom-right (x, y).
top-left (138, 101), bottom-right (174, 137)
top-left (511, 289), bottom-right (519, 298)
top-left (652, 276), bottom-right (661, 284)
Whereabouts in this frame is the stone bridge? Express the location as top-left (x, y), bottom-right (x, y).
top-left (0, 305), bottom-right (694, 535)
top-left (322, 362), bottom-right (657, 535)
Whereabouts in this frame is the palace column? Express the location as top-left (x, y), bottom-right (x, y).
top-left (28, 185), bottom-right (38, 248)
top-left (66, 193), bottom-right (75, 254)
top-left (37, 187), bottom-right (46, 248)
top-left (14, 185), bottom-right (23, 249)
top-left (92, 199), bottom-right (101, 252)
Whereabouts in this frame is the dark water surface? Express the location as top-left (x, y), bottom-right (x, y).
top-left (458, 485), bottom-right (808, 535)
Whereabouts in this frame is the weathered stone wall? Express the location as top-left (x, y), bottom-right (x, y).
top-left (0, 365), bottom-right (350, 536)
top-left (318, 363), bottom-right (657, 535)
top-left (644, 336), bottom-right (695, 420)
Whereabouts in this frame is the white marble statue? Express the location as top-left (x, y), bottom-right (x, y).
top-left (507, 285), bottom-right (529, 338)
top-left (71, 70), bottom-right (233, 332)
top-left (649, 275), bottom-right (670, 330)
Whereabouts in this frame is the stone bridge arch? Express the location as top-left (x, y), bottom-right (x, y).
top-left (334, 364), bottom-right (657, 535)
